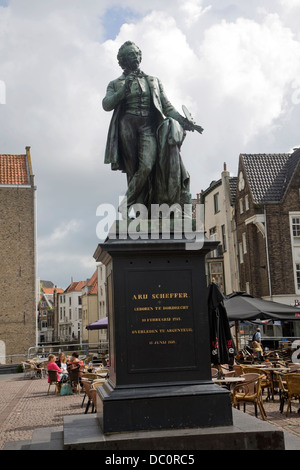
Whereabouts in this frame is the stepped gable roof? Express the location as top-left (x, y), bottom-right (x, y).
top-left (241, 151), bottom-right (300, 204)
top-left (0, 154), bottom-right (29, 185)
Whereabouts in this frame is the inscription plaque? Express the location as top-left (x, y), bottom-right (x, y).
top-left (127, 269), bottom-right (196, 371)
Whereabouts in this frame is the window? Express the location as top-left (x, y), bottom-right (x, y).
top-left (242, 232), bottom-right (247, 254)
top-left (221, 224), bottom-right (227, 251)
top-left (292, 218), bottom-right (300, 236)
top-left (209, 226), bottom-right (217, 238)
top-left (296, 264), bottom-right (300, 290)
top-left (239, 242), bottom-right (244, 264)
top-left (245, 195), bottom-right (249, 211)
top-left (239, 198), bottom-right (244, 214)
top-left (214, 193), bottom-right (219, 213)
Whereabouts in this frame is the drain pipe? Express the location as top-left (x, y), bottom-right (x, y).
top-left (264, 205), bottom-right (272, 300)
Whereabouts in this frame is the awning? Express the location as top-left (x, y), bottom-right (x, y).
top-left (86, 317), bottom-right (108, 330)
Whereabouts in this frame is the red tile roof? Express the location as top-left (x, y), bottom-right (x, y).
top-left (65, 280), bottom-right (87, 293)
top-left (0, 154), bottom-right (29, 185)
top-left (42, 287), bottom-right (64, 295)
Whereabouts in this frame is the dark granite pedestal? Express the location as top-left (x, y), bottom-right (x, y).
top-left (93, 228), bottom-right (233, 434)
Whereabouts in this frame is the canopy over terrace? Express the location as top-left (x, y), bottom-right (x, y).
top-left (224, 292), bottom-right (300, 351)
top-left (224, 292), bottom-right (300, 322)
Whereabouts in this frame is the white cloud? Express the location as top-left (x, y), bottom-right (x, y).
top-left (179, 0), bottom-right (212, 27)
top-left (1, 1), bottom-right (300, 286)
top-left (199, 14), bottom-right (300, 142)
top-left (39, 219), bottom-right (81, 247)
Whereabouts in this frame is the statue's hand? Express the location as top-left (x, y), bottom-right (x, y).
top-left (181, 117), bottom-right (204, 134)
top-left (124, 73), bottom-right (135, 94)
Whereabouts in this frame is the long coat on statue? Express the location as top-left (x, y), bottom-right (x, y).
top-left (102, 74), bottom-right (191, 207)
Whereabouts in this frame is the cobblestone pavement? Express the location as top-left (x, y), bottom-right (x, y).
top-left (0, 374), bottom-right (83, 450)
top-left (1, 373), bottom-right (300, 450)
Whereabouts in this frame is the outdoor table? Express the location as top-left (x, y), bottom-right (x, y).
top-left (212, 377), bottom-right (245, 384)
top-left (213, 376), bottom-right (245, 391)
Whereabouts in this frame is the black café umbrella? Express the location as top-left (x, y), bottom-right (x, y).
top-left (224, 292), bottom-right (300, 322)
top-left (208, 282), bottom-right (236, 365)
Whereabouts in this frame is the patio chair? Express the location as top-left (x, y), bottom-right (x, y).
top-left (22, 362), bottom-right (35, 379)
top-left (241, 366), bottom-right (273, 400)
top-left (273, 371), bottom-right (288, 413)
top-left (285, 373), bottom-right (300, 416)
top-left (92, 379), bottom-right (107, 390)
top-left (81, 373), bottom-right (98, 380)
top-left (47, 370), bottom-right (59, 394)
top-left (82, 380), bottom-right (97, 413)
top-left (232, 373), bottom-right (267, 420)
top-left (233, 365), bottom-right (243, 376)
top-left (69, 368), bottom-right (81, 394)
top-left (288, 363), bottom-right (300, 373)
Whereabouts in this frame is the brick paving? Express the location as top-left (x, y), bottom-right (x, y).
top-left (1, 373), bottom-right (300, 450)
top-left (0, 374), bottom-right (83, 450)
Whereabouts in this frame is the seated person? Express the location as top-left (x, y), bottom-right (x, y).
top-left (252, 341), bottom-right (264, 361)
top-left (56, 352), bottom-right (68, 381)
top-left (47, 354), bottom-right (63, 382)
top-left (67, 352), bottom-right (85, 388)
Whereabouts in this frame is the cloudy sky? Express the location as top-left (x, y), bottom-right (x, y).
top-left (1, 0), bottom-right (300, 289)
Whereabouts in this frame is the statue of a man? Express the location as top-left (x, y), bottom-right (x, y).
top-left (102, 41), bottom-right (203, 219)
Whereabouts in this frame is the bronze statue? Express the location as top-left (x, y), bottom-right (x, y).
top-left (102, 41), bottom-right (203, 219)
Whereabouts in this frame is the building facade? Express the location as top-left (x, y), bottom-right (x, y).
top-left (235, 150), bottom-right (300, 340)
top-left (200, 163), bottom-right (238, 294)
top-left (82, 270), bottom-right (98, 346)
top-left (58, 281), bottom-right (85, 343)
top-left (0, 147), bottom-right (37, 362)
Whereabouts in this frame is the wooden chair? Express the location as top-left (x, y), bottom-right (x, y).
top-left (241, 366), bottom-right (273, 400)
top-left (288, 364), bottom-right (300, 373)
top-left (92, 379), bottom-right (107, 389)
top-left (285, 373), bottom-right (300, 416)
top-left (233, 365), bottom-right (243, 376)
top-left (22, 362), bottom-right (35, 379)
top-left (232, 373), bottom-right (267, 420)
top-left (81, 373), bottom-right (98, 380)
top-left (82, 380), bottom-right (96, 413)
top-left (47, 370), bottom-right (59, 394)
top-left (273, 371), bottom-right (288, 413)
top-left (68, 368), bottom-right (81, 394)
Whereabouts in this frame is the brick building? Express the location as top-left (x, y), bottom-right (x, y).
top-left (235, 149), bottom-right (300, 308)
top-left (0, 147), bottom-right (37, 362)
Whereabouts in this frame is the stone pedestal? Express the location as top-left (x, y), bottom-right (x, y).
top-left (93, 227), bottom-right (232, 433)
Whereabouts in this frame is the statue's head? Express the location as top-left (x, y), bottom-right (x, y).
top-left (117, 41), bottom-right (142, 71)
